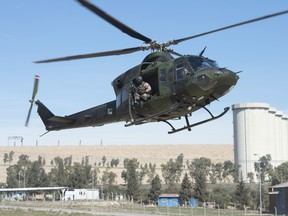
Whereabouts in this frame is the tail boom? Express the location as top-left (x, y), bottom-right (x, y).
top-left (35, 100), bottom-right (117, 131)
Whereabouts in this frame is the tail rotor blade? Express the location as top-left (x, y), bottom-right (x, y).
top-left (25, 75), bottom-right (40, 127)
top-left (25, 103), bottom-right (33, 127)
top-left (31, 75), bottom-right (40, 100)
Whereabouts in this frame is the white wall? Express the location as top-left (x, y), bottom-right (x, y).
top-left (232, 103), bottom-right (288, 181)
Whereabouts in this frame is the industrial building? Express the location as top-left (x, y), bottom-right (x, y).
top-left (232, 103), bottom-right (288, 181)
top-left (269, 181), bottom-right (288, 215)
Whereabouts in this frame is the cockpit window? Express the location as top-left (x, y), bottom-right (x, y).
top-left (176, 62), bottom-right (192, 80)
top-left (188, 56), bottom-right (219, 71)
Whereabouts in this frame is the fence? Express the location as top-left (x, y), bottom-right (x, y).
top-left (0, 199), bottom-right (269, 216)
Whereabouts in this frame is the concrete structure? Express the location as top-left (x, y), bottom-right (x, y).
top-left (232, 103), bottom-right (288, 181)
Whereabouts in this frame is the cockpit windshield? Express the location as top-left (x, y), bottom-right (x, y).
top-left (187, 56), bottom-right (219, 71)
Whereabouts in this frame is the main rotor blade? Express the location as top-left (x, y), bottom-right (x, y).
top-left (174, 10), bottom-right (288, 44)
top-left (35, 46), bottom-right (145, 63)
top-left (76, 0), bottom-right (152, 43)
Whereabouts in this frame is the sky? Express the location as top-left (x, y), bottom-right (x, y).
top-left (1, 0), bottom-right (288, 147)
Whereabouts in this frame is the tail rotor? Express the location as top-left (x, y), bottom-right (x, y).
top-left (25, 75), bottom-right (40, 127)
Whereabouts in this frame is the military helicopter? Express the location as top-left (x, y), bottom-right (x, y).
top-left (25, 0), bottom-right (288, 134)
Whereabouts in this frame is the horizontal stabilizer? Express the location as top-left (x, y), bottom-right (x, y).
top-left (48, 116), bottom-right (75, 123)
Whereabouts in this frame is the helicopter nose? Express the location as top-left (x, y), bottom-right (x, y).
top-left (216, 68), bottom-right (239, 84)
top-left (213, 68), bottom-right (239, 96)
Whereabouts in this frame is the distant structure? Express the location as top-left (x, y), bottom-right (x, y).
top-left (269, 181), bottom-right (288, 215)
top-left (232, 103), bottom-right (288, 181)
top-left (158, 194), bottom-right (182, 207)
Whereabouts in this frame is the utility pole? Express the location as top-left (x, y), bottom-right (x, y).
top-left (254, 153), bottom-right (262, 216)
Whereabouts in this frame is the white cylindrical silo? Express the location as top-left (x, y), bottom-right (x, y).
top-left (275, 111), bottom-right (283, 166)
top-left (281, 115), bottom-right (288, 163)
top-left (232, 103), bottom-right (269, 181)
top-left (268, 107), bottom-right (277, 167)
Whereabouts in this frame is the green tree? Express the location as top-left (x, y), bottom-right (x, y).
top-left (247, 172), bottom-right (255, 183)
top-left (188, 157), bottom-right (211, 202)
top-left (101, 168), bottom-right (117, 188)
top-left (3, 153), bottom-right (9, 164)
top-left (110, 158), bottom-right (120, 167)
top-left (232, 163), bottom-right (241, 183)
top-left (234, 175), bottom-right (251, 209)
top-left (6, 154), bottom-right (31, 188)
top-left (209, 187), bottom-right (232, 209)
top-left (48, 156), bottom-right (67, 186)
top-left (6, 166), bottom-right (18, 187)
top-left (274, 162), bottom-right (288, 183)
top-left (121, 158), bottom-right (141, 200)
top-left (222, 160), bottom-right (234, 183)
top-left (179, 173), bottom-right (193, 205)
top-left (148, 174), bottom-right (161, 203)
top-left (161, 153), bottom-right (184, 193)
top-left (68, 161), bottom-right (92, 188)
top-left (254, 154), bottom-right (272, 183)
top-left (146, 163), bottom-right (157, 183)
top-left (102, 156), bottom-right (107, 166)
top-left (26, 156), bottom-right (48, 187)
top-left (8, 151), bottom-right (15, 164)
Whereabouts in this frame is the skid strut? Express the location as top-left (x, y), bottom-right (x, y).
top-left (165, 107), bottom-right (230, 134)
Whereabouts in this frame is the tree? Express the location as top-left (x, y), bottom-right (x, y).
top-left (232, 163), bottom-right (241, 183)
top-left (6, 154), bottom-right (31, 188)
top-left (222, 160), bottom-right (234, 182)
top-left (234, 174), bottom-right (251, 209)
top-left (26, 156), bottom-right (48, 187)
top-left (8, 151), bottom-right (15, 164)
top-left (188, 157), bottom-right (211, 202)
top-left (121, 158), bottom-right (141, 200)
top-left (161, 153), bottom-right (184, 193)
top-left (68, 161), bottom-right (92, 188)
top-left (209, 187), bottom-right (232, 209)
top-left (275, 162), bottom-right (288, 183)
top-left (6, 166), bottom-right (18, 187)
top-left (146, 163), bottom-right (157, 183)
top-left (110, 158), bottom-right (120, 167)
top-left (101, 168), bottom-right (117, 187)
top-left (247, 172), bottom-right (255, 183)
top-left (148, 174), bottom-right (161, 203)
top-left (48, 156), bottom-right (67, 186)
top-left (102, 156), bottom-right (107, 167)
top-left (179, 173), bottom-right (193, 205)
top-left (254, 154), bottom-right (272, 183)
top-left (3, 153), bottom-right (9, 164)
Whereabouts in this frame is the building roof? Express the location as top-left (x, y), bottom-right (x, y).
top-left (159, 194), bottom-right (180, 198)
top-left (270, 181), bottom-right (288, 188)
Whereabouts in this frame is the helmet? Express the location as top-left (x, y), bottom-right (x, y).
top-left (134, 76), bottom-right (143, 86)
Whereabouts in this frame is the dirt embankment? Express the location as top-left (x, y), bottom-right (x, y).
top-left (0, 144), bottom-right (233, 184)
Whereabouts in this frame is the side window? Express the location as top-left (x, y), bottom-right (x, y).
top-left (160, 68), bottom-right (166, 82)
top-left (176, 62), bottom-right (191, 80)
top-left (116, 89), bottom-right (129, 108)
top-left (176, 63), bottom-right (184, 80)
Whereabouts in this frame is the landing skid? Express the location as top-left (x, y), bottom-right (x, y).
top-left (125, 102), bottom-right (183, 127)
top-left (164, 106), bottom-right (230, 134)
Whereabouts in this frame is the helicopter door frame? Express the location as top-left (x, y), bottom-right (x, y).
top-left (158, 63), bottom-right (173, 96)
top-left (116, 88), bottom-right (130, 120)
top-left (175, 60), bottom-right (192, 80)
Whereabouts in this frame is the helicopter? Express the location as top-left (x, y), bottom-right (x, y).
top-left (25, 0), bottom-right (288, 134)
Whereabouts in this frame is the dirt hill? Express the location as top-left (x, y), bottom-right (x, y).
top-left (0, 144), bottom-right (233, 184)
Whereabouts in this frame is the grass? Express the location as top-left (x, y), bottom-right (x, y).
top-left (0, 200), bottom-right (261, 216)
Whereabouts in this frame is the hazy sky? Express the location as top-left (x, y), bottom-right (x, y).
top-left (1, 0), bottom-right (288, 147)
